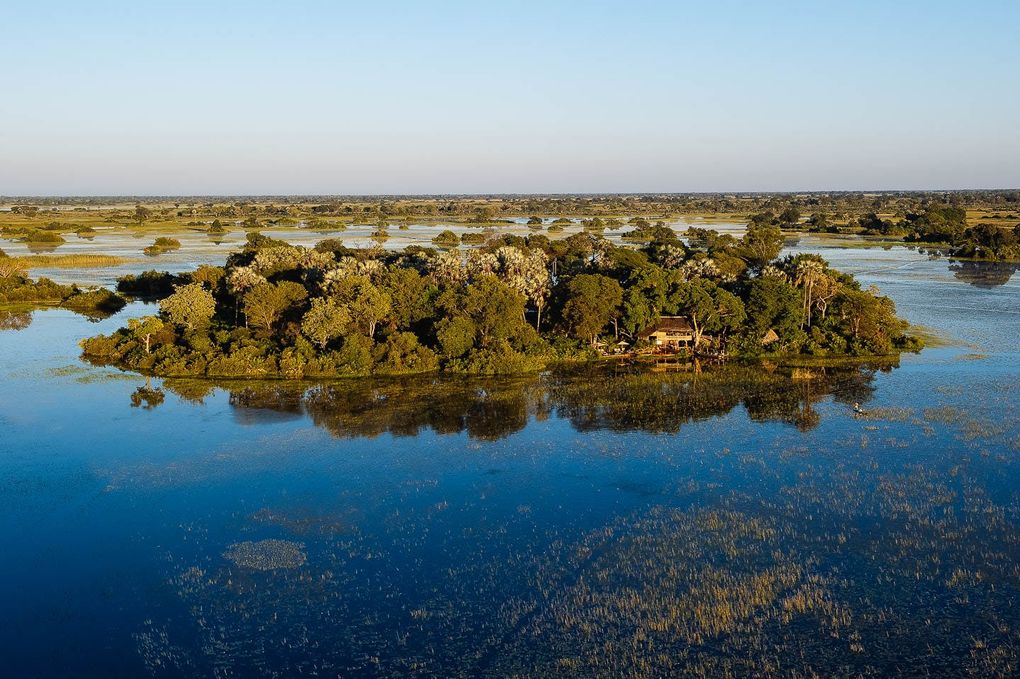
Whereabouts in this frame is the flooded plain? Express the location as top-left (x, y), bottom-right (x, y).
top-left (3, 233), bottom-right (1020, 676)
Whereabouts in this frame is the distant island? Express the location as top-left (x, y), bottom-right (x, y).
top-left (79, 222), bottom-right (922, 379)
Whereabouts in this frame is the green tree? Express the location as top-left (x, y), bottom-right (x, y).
top-left (191, 264), bottom-right (225, 288)
top-left (436, 315), bottom-right (477, 358)
top-left (561, 274), bottom-right (624, 343)
top-left (432, 230), bottom-right (460, 247)
top-left (835, 288), bottom-right (904, 354)
top-left (243, 281), bottom-right (308, 331)
top-left (743, 277), bottom-right (804, 348)
top-left (301, 297), bottom-right (351, 349)
top-left (665, 279), bottom-right (746, 347)
top-left (778, 206), bottom-right (801, 225)
top-left (384, 268), bottom-right (436, 330)
top-left (374, 332), bottom-right (439, 373)
top-left (741, 222), bottom-right (784, 271)
top-left (128, 316), bottom-right (165, 354)
top-left (461, 275), bottom-right (529, 346)
top-left (332, 275), bottom-right (390, 338)
top-left (806, 212), bottom-right (830, 230)
top-left (160, 283), bottom-right (216, 331)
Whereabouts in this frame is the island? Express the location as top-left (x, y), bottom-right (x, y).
top-left (79, 224), bottom-right (922, 379)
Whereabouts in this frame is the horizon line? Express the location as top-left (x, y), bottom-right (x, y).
top-left (3, 187), bottom-right (1019, 202)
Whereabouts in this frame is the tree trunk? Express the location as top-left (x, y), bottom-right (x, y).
top-left (691, 316), bottom-right (703, 349)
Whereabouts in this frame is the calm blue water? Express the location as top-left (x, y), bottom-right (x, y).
top-left (3, 244), bottom-right (1020, 676)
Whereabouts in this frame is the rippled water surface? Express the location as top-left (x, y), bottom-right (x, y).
top-left (3, 239), bottom-right (1020, 676)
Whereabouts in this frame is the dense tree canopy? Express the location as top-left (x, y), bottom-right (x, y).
top-left (80, 227), bottom-right (921, 378)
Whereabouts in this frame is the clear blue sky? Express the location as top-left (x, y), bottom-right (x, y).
top-left (2, 0), bottom-right (1018, 195)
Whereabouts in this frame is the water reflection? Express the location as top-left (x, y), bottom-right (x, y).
top-left (0, 309), bottom-right (32, 331)
top-left (948, 259), bottom-right (1020, 288)
top-left (161, 360), bottom-right (897, 440)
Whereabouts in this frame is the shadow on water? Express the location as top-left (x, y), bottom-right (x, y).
top-left (157, 359), bottom-right (899, 441)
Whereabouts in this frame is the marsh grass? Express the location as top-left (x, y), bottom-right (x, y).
top-left (11, 253), bottom-right (127, 269)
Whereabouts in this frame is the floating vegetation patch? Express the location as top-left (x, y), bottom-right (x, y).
top-left (47, 364), bottom-right (137, 383)
top-left (250, 507), bottom-right (357, 537)
top-left (224, 539), bottom-right (306, 571)
top-left (858, 406), bottom-right (916, 422)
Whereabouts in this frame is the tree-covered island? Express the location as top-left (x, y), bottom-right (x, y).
top-left (0, 247), bottom-right (125, 319)
top-left (80, 226), bottom-right (922, 378)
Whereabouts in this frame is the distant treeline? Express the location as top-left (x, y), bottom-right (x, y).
top-left (5, 190), bottom-right (1020, 223)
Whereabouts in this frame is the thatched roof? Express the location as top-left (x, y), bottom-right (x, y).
top-left (638, 316), bottom-right (694, 338)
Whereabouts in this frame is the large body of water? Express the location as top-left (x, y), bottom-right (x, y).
top-left (3, 234), bottom-right (1020, 676)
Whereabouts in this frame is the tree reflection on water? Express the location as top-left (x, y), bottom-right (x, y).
top-left (160, 360), bottom-right (898, 440)
top-left (0, 309), bottom-right (32, 332)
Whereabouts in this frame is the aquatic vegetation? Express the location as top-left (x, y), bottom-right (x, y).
top-left (224, 539), bottom-right (307, 570)
top-left (8, 253), bottom-right (126, 269)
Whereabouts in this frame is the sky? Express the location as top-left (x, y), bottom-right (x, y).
top-left (1, 0), bottom-right (1018, 195)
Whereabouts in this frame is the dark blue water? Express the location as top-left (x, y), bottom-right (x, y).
top-left (3, 245), bottom-right (1020, 676)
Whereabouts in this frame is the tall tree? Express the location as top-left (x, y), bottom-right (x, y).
top-left (561, 274), bottom-right (624, 344)
top-left (243, 281), bottom-right (307, 331)
top-left (741, 222), bottom-right (784, 271)
top-left (159, 283), bottom-right (216, 331)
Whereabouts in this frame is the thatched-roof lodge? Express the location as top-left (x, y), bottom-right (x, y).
top-left (638, 316), bottom-right (696, 350)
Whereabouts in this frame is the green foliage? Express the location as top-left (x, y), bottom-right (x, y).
top-left (301, 298), bottom-right (351, 349)
top-left (383, 268), bottom-right (436, 330)
top-left (437, 315), bottom-right (477, 358)
top-left (904, 204), bottom-right (968, 244)
top-left (81, 233), bottom-right (920, 380)
top-left (160, 283), bottom-right (217, 331)
top-left (117, 270), bottom-right (189, 299)
top-left (60, 288), bottom-right (127, 318)
top-left (432, 230), bottom-right (460, 247)
top-left (243, 281), bottom-right (308, 331)
top-left (21, 229), bottom-right (66, 245)
top-left (127, 316), bottom-right (166, 355)
top-left (623, 222), bottom-right (678, 244)
top-left (740, 222), bottom-right (783, 271)
top-left (738, 277), bottom-right (805, 354)
top-left (664, 279), bottom-right (746, 345)
top-left (561, 274), bottom-right (624, 343)
top-left (460, 232), bottom-right (487, 244)
top-left (330, 275), bottom-right (390, 338)
top-left (143, 237), bottom-right (182, 256)
top-left (833, 288), bottom-right (906, 355)
top-left (374, 332), bottom-right (439, 374)
top-left (0, 270), bottom-right (124, 318)
top-left (314, 238), bottom-right (353, 257)
top-left (191, 265), bottom-right (225, 288)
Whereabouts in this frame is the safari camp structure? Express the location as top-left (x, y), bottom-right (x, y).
top-left (638, 316), bottom-right (698, 352)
